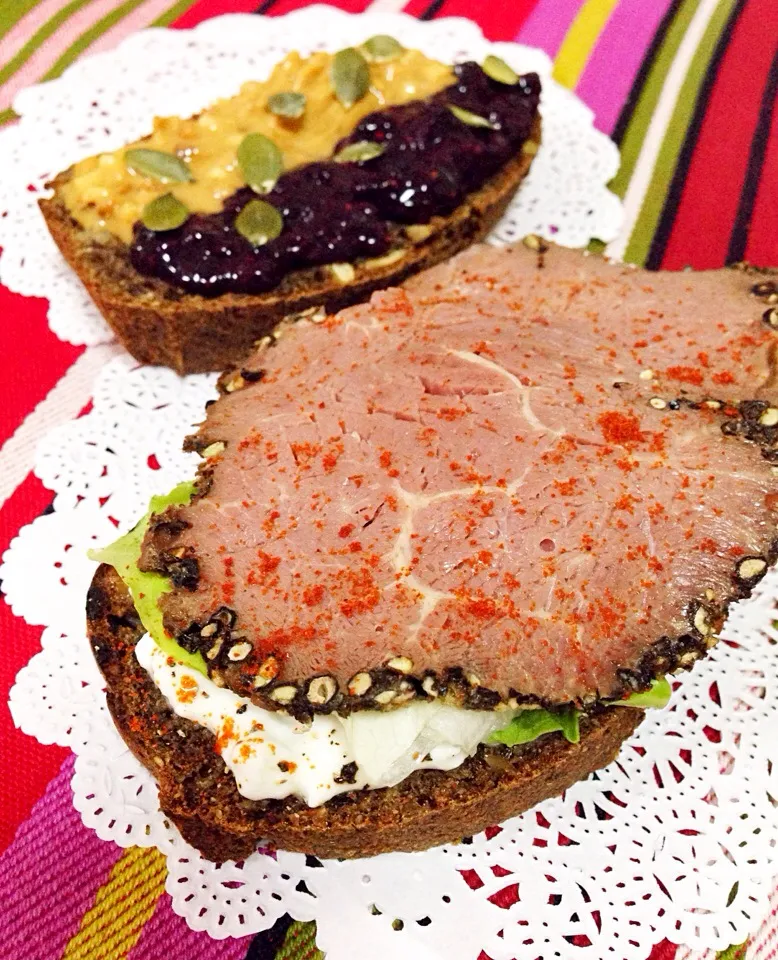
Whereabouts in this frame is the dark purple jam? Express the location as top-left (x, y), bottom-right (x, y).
top-left (130, 63), bottom-right (541, 297)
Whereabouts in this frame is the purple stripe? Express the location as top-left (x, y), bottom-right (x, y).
top-left (575, 0), bottom-right (676, 132)
top-left (516, 0), bottom-right (584, 57)
top-left (128, 895), bottom-right (252, 960)
top-left (0, 755), bottom-right (121, 960)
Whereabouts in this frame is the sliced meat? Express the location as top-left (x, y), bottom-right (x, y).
top-left (140, 244), bottom-right (778, 711)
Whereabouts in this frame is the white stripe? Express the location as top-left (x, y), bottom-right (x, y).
top-left (605, 0), bottom-right (721, 261)
top-left (366, 0), bottom-right (410, 12)
top-left (0, 343), bottom-right (121, 509)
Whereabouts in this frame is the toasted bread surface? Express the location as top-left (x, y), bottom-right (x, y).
top-left (87, 562), bottom-right (642, 862)
top-left (40, 116), bottom-right (539, 374)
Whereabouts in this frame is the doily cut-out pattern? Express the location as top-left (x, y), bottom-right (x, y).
top-left (0, 7), bottom-right (622, 347)
top-left (4, 356), bottom-right (777, 957)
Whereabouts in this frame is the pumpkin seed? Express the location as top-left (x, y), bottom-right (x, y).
top-left (334, 140), bottom-right (385, 163)
top-left (237, 132), bottom-right (283, 194)
top-left (448, 104), bottom-right (497, 129)
top-left (125, 148), bottom-right (193, 183)
top-left (140, 192), bottom-right (189, 231)
top-left (362, 35), bottom-right (404, 62)
top-left (482, 54), bottom-right (519, 85)
top-left (235, 199), bottom-right (283, 246)
top-left (331, 47), bottom-right (370, 109)
top-left (267, 91), bottom-right (306, 119)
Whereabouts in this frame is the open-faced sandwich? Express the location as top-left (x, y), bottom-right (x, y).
top-left (41, 39), bottom-right (541, 373)
top-left (87, 244), bottom-right (778, 862)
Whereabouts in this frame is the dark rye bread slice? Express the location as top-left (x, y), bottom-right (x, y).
top-left (40, 115), bottom-right (540, 375)
top-left (87, 562), bottom-right (642, 862)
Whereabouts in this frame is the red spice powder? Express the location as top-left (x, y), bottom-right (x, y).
top-left (378, 450), bottom-right (399, 477)
top-left (554, 478), bottom-right (578, 497)
top-left (338, 567), bottom-right (381, 618)
top-left (302, 584), bottom-right (325, 606)
top-left (666, 365), bottom-right (704, 386)
top-left (437, 407), bottom-right (466, 421)
top-left (338, 524), bottom-right (355, 539)
top-left (598, 411), bottom-right (644, 444)
top-left (712, 371), bottom-right (735, 385)
top-left (215, 717), bottom-right (237, 755)
top-left (464, 596), bottom-right (497, 620)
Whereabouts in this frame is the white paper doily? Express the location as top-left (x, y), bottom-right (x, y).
top-left (0, 6), bottom-right (622, 347)
top-left (4, 355), bottom-right (777, 959)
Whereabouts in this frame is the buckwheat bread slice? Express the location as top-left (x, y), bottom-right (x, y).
top-left (40, 116), bottom-right (540, 375)
top-left (87, 562), bottom-right (642, 863)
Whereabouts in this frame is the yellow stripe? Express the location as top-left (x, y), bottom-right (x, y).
top-left (553, 0), bottom-right (620, 89)
top-left (61, 847), bottom-right (167, 960)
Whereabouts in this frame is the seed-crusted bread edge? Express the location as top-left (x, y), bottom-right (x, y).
top-left (86, 561), bottom-right (642, 863)
top-left (39, 117), bottom-right (540, 374)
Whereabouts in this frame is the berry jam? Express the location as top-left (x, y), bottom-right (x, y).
top-left (130, 64), bottom-right (541, 297)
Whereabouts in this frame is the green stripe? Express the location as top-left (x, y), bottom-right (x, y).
top-left (0, 107), bottom-right (19, 125)
top-left (716, 942), bottom-right (748, 960)
top-left (0, 0), bottom-right (96, 88)
top-left (152, 0), bottom-right (200, 27)
top-left (277, 921), bottom-right (324, 960)
top-left (42, 0), bottom-right (150, 80)
top-left (0, 0), bottom-right (43, 43)
top-left (624, 0), bottom-right (737, 264)
top-left (608, 0), bottom-right (701, 200)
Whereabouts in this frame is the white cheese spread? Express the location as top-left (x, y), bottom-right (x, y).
top-left (136, 633), bottom-right (516, 807)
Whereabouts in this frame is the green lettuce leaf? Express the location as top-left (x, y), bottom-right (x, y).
top-left (489, 706), bottom-right (580, 747)
top-left (611, 676), bottom-right (671, 709)
top-left (489, 678), bottom-right (672, 747)
top-left (89, 480), bottom-right (206, 674)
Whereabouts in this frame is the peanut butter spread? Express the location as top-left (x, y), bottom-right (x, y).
top-left (60, 50), bottom-right (453, 244)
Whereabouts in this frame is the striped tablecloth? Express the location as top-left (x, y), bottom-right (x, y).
top-left (0, 2), bottom-right (776, 958)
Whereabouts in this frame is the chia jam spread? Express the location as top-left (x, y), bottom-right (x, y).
top-left (129, 63), bottom-right (541, 297)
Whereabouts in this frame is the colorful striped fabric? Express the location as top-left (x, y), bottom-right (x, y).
top-left (0, 1), bottom-right (776, 958)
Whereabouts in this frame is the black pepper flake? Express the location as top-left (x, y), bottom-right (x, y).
top-left (334, 761), bottom-right (359, 784)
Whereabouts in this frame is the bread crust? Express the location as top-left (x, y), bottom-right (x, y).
top-left (87, 562), bottom-right (642, 862)
top-left (40, 116), bottom-right (539, 374)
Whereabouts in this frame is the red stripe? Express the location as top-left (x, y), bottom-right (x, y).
top-left (659, 0), bottom-right (778, 270)
top-left (260, 0), bottom-right (371, 14)
top-left (744, 87), bottom-right (778, 267)
top-left (648, 940), bottom-right (678, 960)
top-left (0, 280), bottom-right (83, 450)
top-left (407, 0), bottom-right (540, 40)
top-left (0, 474), bottom-right (68, 854)
top-left (170, 0), bottom-right (265, 29)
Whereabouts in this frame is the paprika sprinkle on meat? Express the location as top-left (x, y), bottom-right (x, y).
top-left (597, 411), bottom-right (644, 445)
top-left (141, 243), bottom-right (778, 709)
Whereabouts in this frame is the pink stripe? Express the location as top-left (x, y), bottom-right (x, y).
top-left (516, 0), bottom-right (583, 57)
top-left (128, 896), bottom-right (252, 960)
top-left (0, 0), bottom-right (127, 111)
top-left (574, 0), bottom-right (675, 133)
top-left (0, 0), bottom-right (84, 66)
top-left (0, 756), bottom-right (122, 960)
top-left (78, 0), bottom-right (180, 58)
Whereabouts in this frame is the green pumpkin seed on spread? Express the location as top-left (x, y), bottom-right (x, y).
top-left (140, 193), bottom-right (190, 231)
top-left (361, 35), bottom-right (404, 63)
top-left (448, 104), bottom-right (497, 130)
top-left (334, 140), bottom-right (385, 163)
top-left (235, 199), bottom-right (283, 246)
top-left (331, 47), bottom-right (370, 109)
top-left (125, 148), bottom-right (193, 183)
top-left (482, 54), bottom-right (519, 85)
top-left (267, 91), bottom-right (306, 119)
top-left (237, 132), bottom-right (283, 194)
